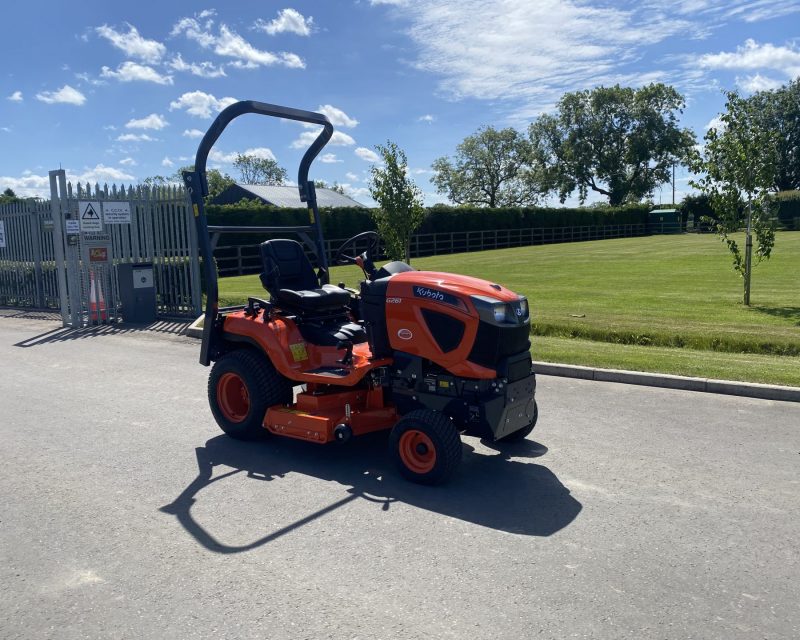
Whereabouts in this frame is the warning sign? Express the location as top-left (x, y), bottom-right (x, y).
top-left (0, 220), bottom-right (6, 248)
top-left (79, 201), bottom-right (103, 232)
top-left (65, 219), bottom-right (80, 235)
top-left (103, 201), bottom-right (131, 224)
top-left (89, 247), bottom-right (109, 263)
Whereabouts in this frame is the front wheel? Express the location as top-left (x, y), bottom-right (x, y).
top-left (389, 410), bottom-right (462, 485)
top-left (208, 349), bottom-right (291, 440)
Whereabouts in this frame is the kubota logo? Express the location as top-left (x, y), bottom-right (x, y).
top-left (397, 328), bottom-right (413, 340)
top-left (414, 286), bottom-right (445, 301)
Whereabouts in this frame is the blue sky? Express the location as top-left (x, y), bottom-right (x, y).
top-left (1, 1), bottom-right (799, 205)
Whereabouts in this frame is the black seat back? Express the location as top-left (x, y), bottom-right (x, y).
top-left (259, 239), bottom-right (319, 295)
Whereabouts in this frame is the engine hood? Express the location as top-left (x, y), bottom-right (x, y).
top-left (389, 270), bottom-right (522, 303)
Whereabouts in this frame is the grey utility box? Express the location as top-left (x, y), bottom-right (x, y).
top-left (118, 262), bottom-right (156, 324)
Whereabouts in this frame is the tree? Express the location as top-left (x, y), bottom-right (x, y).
top-left (314, 180), bottom-right (346, 194)
top-left (745, 78), bottom-right (800, 191)
top-left (529, 83), bottom-right (696, 205)
top-left (431, 126), bottom-right (538, 207)
top-left (690, 91), bottom-right (778, 306)
top-left (233, 154), bottom-right (288, 185)
top-left (0, 188), bottom-right (19, 204)
top-left (171, 166), bottom-right (235, 202)
top-left (368, 141), bottom-right (425, 263)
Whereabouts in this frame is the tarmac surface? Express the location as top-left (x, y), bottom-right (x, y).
top-left (1, 313), bottom-right (798, 639)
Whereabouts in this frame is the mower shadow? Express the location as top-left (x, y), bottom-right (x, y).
top-left (160, 433), bottom-right (582, 554)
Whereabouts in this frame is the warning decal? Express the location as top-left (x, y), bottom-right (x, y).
top-left (79, 201), bottom-right (103, 232)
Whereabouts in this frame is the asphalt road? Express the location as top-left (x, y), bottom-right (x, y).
top-left (1, 312), bottom-right (798, 640)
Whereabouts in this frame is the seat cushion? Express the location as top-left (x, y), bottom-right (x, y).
top-left (275, 284), bottom-right (351, 312)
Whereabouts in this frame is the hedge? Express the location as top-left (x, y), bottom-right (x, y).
top-left (205, 202), bottom-right (650, 246)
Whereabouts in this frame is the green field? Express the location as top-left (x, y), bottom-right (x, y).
top-left (218, 232), bottom-right (800, 386)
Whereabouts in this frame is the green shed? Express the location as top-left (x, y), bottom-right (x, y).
top-left (648, 208), bottom-right (681, 234)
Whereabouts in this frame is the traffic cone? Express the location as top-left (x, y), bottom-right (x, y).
top-left (89, 271), bottom-right (108, 322)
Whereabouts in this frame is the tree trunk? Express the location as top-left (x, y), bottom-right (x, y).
top-left (743, 199), bottom-right (753, 306)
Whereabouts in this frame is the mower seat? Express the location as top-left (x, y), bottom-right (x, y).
top-left (259, 239), bottom-right (351, 313)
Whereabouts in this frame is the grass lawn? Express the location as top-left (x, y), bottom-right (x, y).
top-left (218, 231), bottom-right (800, 387)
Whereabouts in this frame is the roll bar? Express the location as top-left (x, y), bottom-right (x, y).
top-left (183, 100), bottom-right (333, 365)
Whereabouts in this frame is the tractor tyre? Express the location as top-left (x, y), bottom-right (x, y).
top-left (498, 401), bottom-right (538, 442)
top-left (208, 349), bottom-right (292, 440)
top-left (389, 410), bottom-right (462, 485)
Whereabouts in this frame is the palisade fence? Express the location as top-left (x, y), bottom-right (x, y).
top-left (66, 181), bottom-right (202, 321)
top-left (214, 222), bottom-right (651, 277)
top-left (0, 171), bottom-right (201, 325)
top-left (0, 200), bottom-right (60, 308)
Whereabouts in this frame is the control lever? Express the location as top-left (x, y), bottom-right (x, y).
top-left (336, 339), bottom-right (354, 366)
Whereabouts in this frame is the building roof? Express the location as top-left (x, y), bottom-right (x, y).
top-left (211, 183), bottom-right (367, 208)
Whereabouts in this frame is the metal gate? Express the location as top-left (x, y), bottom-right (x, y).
top-left (46, 169), bottom-right (202, 327)
top-left (1, 172), bottom-right (202, 325)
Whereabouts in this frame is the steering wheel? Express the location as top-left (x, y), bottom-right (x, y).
top-left (333, 231), bottom-right (379, 266)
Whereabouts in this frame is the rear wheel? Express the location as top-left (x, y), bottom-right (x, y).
top-left (208, 349), bottom-right (291, 440)
top-left (498, 400), bottom-right (538, 442)
top-left (389, 410), bottom-right (462, 485)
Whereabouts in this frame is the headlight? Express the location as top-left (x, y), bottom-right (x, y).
top-left (518, 297), bottom-right (529, 320)
top-left (472, 295), bottom-right (512, 324)
top-left (493, 304), bottom-right (509, 322)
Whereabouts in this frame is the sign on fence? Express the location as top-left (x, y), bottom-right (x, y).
top-left (79, 201), bottom-right (103, 232)
top-left (0, 219), bottom-right (6, 248)
top-left (65, 219), bottom-right (80, 235)
top-left (103, 201), bottom-right (131, 224)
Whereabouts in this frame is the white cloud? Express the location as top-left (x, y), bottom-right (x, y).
top-left (119, 157), bottom-right (137, 166)
top-left (1, 165), bottom-right (137, 198)
top-left (256, 9), bottom-right (313, 36)
top-left (355, 147), bottom-right (380, 162)
top-left (116, 133), bottom-right (157, 142)
top-left (169, 91), bottom-right (238, 118)
top-left (95, 24), bottom-right (166, 63)
top-left (162, 156), bottom-right (174, 168)
top-left (100, 62), bottom-right (173, 85)
top-left (697, 39), bottom-right (800, 78)
top-left (372, 0), bottom-right (704, 115)
top-left (345, 172), bottom-right (360, 181)
top-left (242, 147), bottom-right (277, 160)
top-left (320, 153), bottom-right (341, 163)
top-left (704, 116), bottom-right (725, 131)
top-left (168, 53), bottom-right (226, 78)
top-left (317, 105), bottom-right (359, 128)
top-left (0, 172), bottom-right (50, 196)
top-left (125, 113), bottom-right (168, 130)
top-left (736, 73), bottom-right (785, 93)
top-left (75, 164), bottom-right (136, 184)
top-left (183, 128), bottom-right (205, 138)
top-left (170, 17), bottom-right (217, 47)
top-left (171, 18), bottom-right (305, 69)
top-left (7, 91), bottom-right (23, 102)
top-left (418, 114), bottom-right (435, 123)
top-left (291, 130), bottom-right (355, 148)
top-left (209, 147), bottom-right (276, 164)
top-left (35, 85), bottom-right (86, 105)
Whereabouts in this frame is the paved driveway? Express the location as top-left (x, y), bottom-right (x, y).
top-left (1, 314), bottom-right (798, 639)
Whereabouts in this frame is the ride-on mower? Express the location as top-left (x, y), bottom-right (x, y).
top-left (184, 101), bottom-right (538, 485)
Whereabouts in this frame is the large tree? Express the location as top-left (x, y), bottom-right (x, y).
top-left (233, 154), bottom-right (288, 185)
top-left (431, 126), bottom-right (538, 207)
top-left (745, 78), bottom-right (800, 192)
top-left (690, 91), bottom-right (777, 306)
top-left (529, 83), bottom-right (696, 205)
top-left (368, 141), bottom-right (425, 263)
